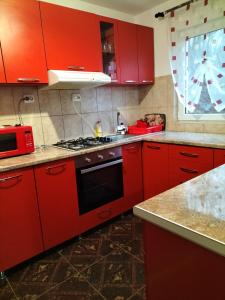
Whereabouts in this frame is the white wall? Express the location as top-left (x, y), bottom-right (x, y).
top-left (135, 0), bottom-right (184, 77)
top-left (39, 0), bottom-right (134, 22)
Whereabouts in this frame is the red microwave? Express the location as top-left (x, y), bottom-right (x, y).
top-left (0, 125), bottom-right (35, 159)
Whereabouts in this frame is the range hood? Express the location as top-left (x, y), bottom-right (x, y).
top-left (45, 70), bottom-right (111, 90)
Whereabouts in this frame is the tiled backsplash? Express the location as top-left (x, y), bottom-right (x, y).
top-left (0, 86), bottom-right (142, 146)
top-left (139, 75), bottom-right (225, 135)
top-left (1, 76), bottom-right (224, 147)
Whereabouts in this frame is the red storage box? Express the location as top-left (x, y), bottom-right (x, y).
top-left (128, 124), bottom-right (163, 134)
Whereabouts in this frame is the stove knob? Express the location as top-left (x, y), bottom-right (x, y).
top-left (98, 154), bottom-right (104, 160)
top-left (109, 152), bottom-right (115, 157)
top-left (85, 157), bottom-right (91, 163)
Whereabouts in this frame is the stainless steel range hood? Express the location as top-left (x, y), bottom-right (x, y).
top-left (44, 70), bottom-right (111, 90)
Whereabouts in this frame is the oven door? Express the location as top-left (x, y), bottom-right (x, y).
top-left (76, 158), bottom-right (124, 215)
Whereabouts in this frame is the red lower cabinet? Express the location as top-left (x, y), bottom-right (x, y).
top-left (122, 142), bottom-right (143, 209)
top-left (0, 168), bottom-right (43, 271)
top-left (142, 142), bottom-right (169, 200)
top-left (169, 145), bottom-right (214, 188)
top-left (214, 149), bottom-right (225, 168)
top-left (34, 159), bottom-right (79, 250)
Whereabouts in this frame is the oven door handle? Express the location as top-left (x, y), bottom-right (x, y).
top-left (80, 159), bottom-right (123, 174)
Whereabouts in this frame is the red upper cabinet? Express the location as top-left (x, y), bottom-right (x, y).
top-left (40, 2), bottom-right (102, 72)
top-left (0, 46), bottom-right (6, 83)
top-left (99, 16), bottom-right (120, 83)
top-left (0, 168), bottom-right (43, 271)
top-left (137, 25), bottom-right (154, 84)
top-left (117, 21), bottom-right (139, 84)
top-left (0, 0), bottom-right (47, 84)
top-left (34, 159), bottom-right (79, 250)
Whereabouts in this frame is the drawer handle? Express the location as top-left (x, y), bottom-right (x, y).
top-left (97, 209), bottom-right (112, 220)
top-left (68, 66), bottom-right (85, 71)
top-left (142, 80), bottom-right (153, 83)
top-left (17, 77), bottom-right (40, 83)
top-left (125, 146), bottom-right (138, 152)
top-left (125, 80), bottom-right (138, 83)
top-left (46, 163), bottom-right (66, 174)
top-left (0, 174), bottom-right (22, 183)
top-left (180, 167), bottom-right (198, 174)
top-left (147, 145), bottom-right (160, 150)
top-left (180, 152), bottom-right (199, 158)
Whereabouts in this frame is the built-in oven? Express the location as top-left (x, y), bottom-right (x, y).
top-left (75, 146), bottom-right (123, 215)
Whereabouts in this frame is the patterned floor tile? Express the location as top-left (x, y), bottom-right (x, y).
top-left (59, 237), bottom-right (119, 272)
top-left (37, 274), bottom-right (104, 300)
top-left (0, 281), bottom-right (16, 300)
top-left (122, 239), bottom-right (145, 262)
top-left (128, 286), bottom-right (146, 300)
top-left (82, 248), bottom-right (145, 300)
top-left (6, 252), bottom-right (76, 299)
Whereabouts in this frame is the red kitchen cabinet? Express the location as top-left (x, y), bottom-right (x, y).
top-left (0, 0), bottom-right (47, 84)
top-left (142, 142), bottom-right (169, 200)
top-left (40, 2), bottom-right (102, 72)
top-left (214, 149), bottom-right (225, 168)
top-left (34, 159), bottom-right (79, 250)
top-left (0, 168), bottom-right (43, 271)
top-left (137, 25), bottom-right (154, 84)
top-left (117, 21), bottom-right (139, 84)
top-left (0, 46), bottom-right (6, 83)
top-left (122, 142), bottom-right (143, 209)
top-left (99, 16), bottom-right (121, 83)
top-left (169, 145), bottom-right (214, 188)
top-left (78, 197), bottom-right (124, 234)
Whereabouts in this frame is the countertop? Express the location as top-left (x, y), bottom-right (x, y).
top-left (134, 164), bottom-right (225, 257)
top-left (1, 131), bottom-right (225, 172)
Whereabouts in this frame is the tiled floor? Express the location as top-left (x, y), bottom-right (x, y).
top-left (0, 211), bottom-right (146, 300)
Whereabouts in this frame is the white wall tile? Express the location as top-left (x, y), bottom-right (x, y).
top-left (63, 115), bottom-right (83, 140)
top-left (80, 88), bottom-right (97, 113)
top-left (0, 87), bottom-right (16, 121)
top-left (22, 116), bottom-right (44, 147)
top-left (97, 86), bottom-right (112, 112)
top-left (38, 89), bottom-right (62, 116)
top-left (60, 90), bottom-right (81, 115)
top-left (82, 112), bottom-right (100, 137)
top-left (42, 116), bottom-right (65, 145)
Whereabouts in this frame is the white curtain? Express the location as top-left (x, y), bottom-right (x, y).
top-left (169, 0), bottom-right (225, 112)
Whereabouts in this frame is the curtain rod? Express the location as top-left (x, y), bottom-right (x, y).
top-left (155, 0), bottom-right (200, 18)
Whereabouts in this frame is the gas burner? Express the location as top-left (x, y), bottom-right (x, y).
top-left (53, 136), bottom-right (112, 151)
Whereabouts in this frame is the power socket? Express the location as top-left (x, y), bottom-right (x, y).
top-left (71, 93), bottom-right (81, 102)
top-left (23, 95), bottom-right (35, 103)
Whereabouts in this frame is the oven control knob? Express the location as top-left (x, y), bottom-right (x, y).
top-left (109, 152), bottom-right (115, 157)
top-left (98, 154), bottom-right (104, 160)
top-left (85, 157), bottom-right (91, 163)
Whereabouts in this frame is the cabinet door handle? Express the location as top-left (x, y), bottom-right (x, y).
top-left (17, 78), bottom-right (40, 83)
top-left (180, 151), bottom-right (199, 158)
top-left (0, 174), bottom-right (22, 183)
top-left (68, 66), bottom-right (85, 71)
top-left (125, 146), bottom-right (138, 152)
top-left (97, 209), bottom-right (112, 220)
top-left (180, 167), bottom-right (198, 174)
top-left (142, 80), bottom-right (153, 83)
top-left (125, 80), bottom-right (137, 83)
top-left (46, 163), bottom-right (66, 174)
top-left (147, 145), bottom-right (160, 150)
top-left (111, 79), bottom-right (118, 82)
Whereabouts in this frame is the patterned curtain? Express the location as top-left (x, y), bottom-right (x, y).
top-left (169, 0), bottom-right (225, 113)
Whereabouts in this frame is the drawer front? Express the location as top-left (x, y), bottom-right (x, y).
top-left (169, 144), bottom-right (213, 167)
top-left (214, 149), bottom-right (225, 168)
top-left (169, 159), bottom-right (211, 188)
top-left (78, 197), bottom-right (124, 234)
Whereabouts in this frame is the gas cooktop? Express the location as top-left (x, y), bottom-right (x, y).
top-left (53, 136), bottom-right (113, 151)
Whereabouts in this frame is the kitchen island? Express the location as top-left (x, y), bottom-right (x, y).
top-left (134, 164), bottom-right (225, 300)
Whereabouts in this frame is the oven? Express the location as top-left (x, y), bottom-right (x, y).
top-left (75, 146), bottom-right (124, 215)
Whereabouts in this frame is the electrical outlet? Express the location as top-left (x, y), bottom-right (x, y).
top-left (71, 93), bottom-right (81, 102)
top-left (23, 95), bottom-right (35, 103)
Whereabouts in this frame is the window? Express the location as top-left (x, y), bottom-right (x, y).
top-left (178, 28), bottom-right (225, 121)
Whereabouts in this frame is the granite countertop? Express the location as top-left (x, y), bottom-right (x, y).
top-left (134, 164), bottom-right (225, 257)
top-left (1, 131), bottom-right (225, 172)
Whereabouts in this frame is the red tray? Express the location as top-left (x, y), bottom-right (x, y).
top-left (128, 124), bottom-right (163, 135)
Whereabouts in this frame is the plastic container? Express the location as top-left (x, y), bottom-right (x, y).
top-left (127, 124), bottom-right (163, 135)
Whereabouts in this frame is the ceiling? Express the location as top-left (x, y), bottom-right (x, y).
top-left (81, 0), bottom-right (169, 15)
